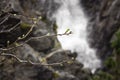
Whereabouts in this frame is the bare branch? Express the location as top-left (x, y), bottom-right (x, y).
top-left (1, 53), bottom-right (28, 63)
top-left (28, 60), bottom-right (69, 66)
top-left (15, 22), bottom-right (35, 42)
top-left (0, 21), bottom-right (21, 34)
top-left (0, 14), bottom-right (11, 26)
top-left (25, 30), bottom-right (72, 43)
top-left (0, 53), bottom-right (71, 66)
top-left (8, 21), bottom-right (21, 32)
top-left (0, 31), bottom-right (72, 51)
top-left (45, 49), bottom-right (69, 59)
top-left (0, 13), bottom-right (73, 68)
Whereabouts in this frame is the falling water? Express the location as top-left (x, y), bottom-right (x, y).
top-left (52, 0), bottom-right (101, 73)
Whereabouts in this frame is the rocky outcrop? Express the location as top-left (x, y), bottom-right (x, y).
top-left (81, 0), bottom-right (120, 60)
top-left (0, 0), bottom-right (91, 80)
top-left (0, 0), bottom-right (56, 80)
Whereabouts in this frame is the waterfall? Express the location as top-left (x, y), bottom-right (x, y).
top-left (52, 0), bottom-right (101, 73)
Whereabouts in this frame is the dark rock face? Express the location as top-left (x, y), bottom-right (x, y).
top-left (32, 66), bottom-right (53, 80)
top-left (10, 0), bottom-right (59, 52)
top-left (0, 0), bottom-right (10, 12)
top-left (10, 0), bottom-right (59, 18)
top-left (27, 37), bottom-right (54, 52)
top-left (27, 20), bottom-right (55, 52)
top-left (0, 0), bottom-right (57, 80)
top-left (0, 63), bottom-right (53, 80)
top-left (0, 12), bottom-right (22, 47)
top-left (47, 50), bottom-right (91, 80)
top-left (81, 0), bottom-right (102, 17)
top-left (81, 0), bottom-right (120, 60)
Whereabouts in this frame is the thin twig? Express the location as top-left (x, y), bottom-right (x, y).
top-left (28, 60), bottom-right (68, 66)
top-left (0, 14), bottom-right (11, 26)
top-left (45, 49), bottom-right (69, 59)
top-left (25, 31), bottom-right (72, 43)
top-left (8, 21), bottom-right (21, 32)
top-left (0, 21), bottom-right (21, 33)
top-left (15, 23), bottom-right (35, 42)
top-left (0, 13), bottom-right (73, 67)
top-left (0, 53), bottom-right (70, 66)
top-left (0, 31), bottom-right (72, 51)
top-left (1, 53), bottom-right (28, 63)
top-left (14, 17), bottom-right (40, 43)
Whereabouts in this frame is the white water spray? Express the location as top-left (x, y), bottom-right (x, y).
top-left (52, 0), bottom-right (101, 73)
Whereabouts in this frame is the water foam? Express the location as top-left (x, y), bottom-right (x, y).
top-left (52, 0), bottom-right (101, 73)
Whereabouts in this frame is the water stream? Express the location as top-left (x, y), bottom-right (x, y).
top-left (52, 0), bottom-right (101, 73)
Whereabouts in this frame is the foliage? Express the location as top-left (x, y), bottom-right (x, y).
top-left (104, 57), bottom-right (116, 69)
top-left (91, 71), bottom-right (114, 80)
top-left (91, 29), bottom-right (120, 80)
top-left (111, 29), bottom-right (120, 54)
top-left (20, 23), bottom-right (31, 29)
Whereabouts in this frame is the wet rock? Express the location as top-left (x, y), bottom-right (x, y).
top-left (54, 61), bottom-right (91, 80)
top-left (0, 12), bottom-right (23, 47)
top-left (15, 43), bottom-right (41, 62)
top-left (0, 63), bottom-right (54, 80)
top-left (32, 66), bottom-right (54, 80)
top-left (27, 20), bottom-right (55, 52)
top-left (14, 65), bottom-right (54, 80)
top-left (7, 0), bottom-right (58, 52)
top-left (91, 0), bottom-right (120, 59)
top-left (81, 0), bottom-right (102, 17)
top-left (0, 0), bottom-right (57, 80)
top-left (0, 42), bottom-right (55, 80)
top-left (27, 37), bottom-right (54, 52)
top-left (82, 0), bottom-right (120, 60)
top-left (0, 0), bottom-right (10, 13)
top-left (47, 50), bottom-right (91, 80)
top-left (10, 0), bottom-right (59, 18)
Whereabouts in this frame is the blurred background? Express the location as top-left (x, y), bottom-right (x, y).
top-left (0, 0), bottom-right (120, 80)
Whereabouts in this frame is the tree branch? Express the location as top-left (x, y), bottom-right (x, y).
top-left (0, 31), bottom-right (72, 51)
top-left (0, 53), bottom-right (71, 66)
